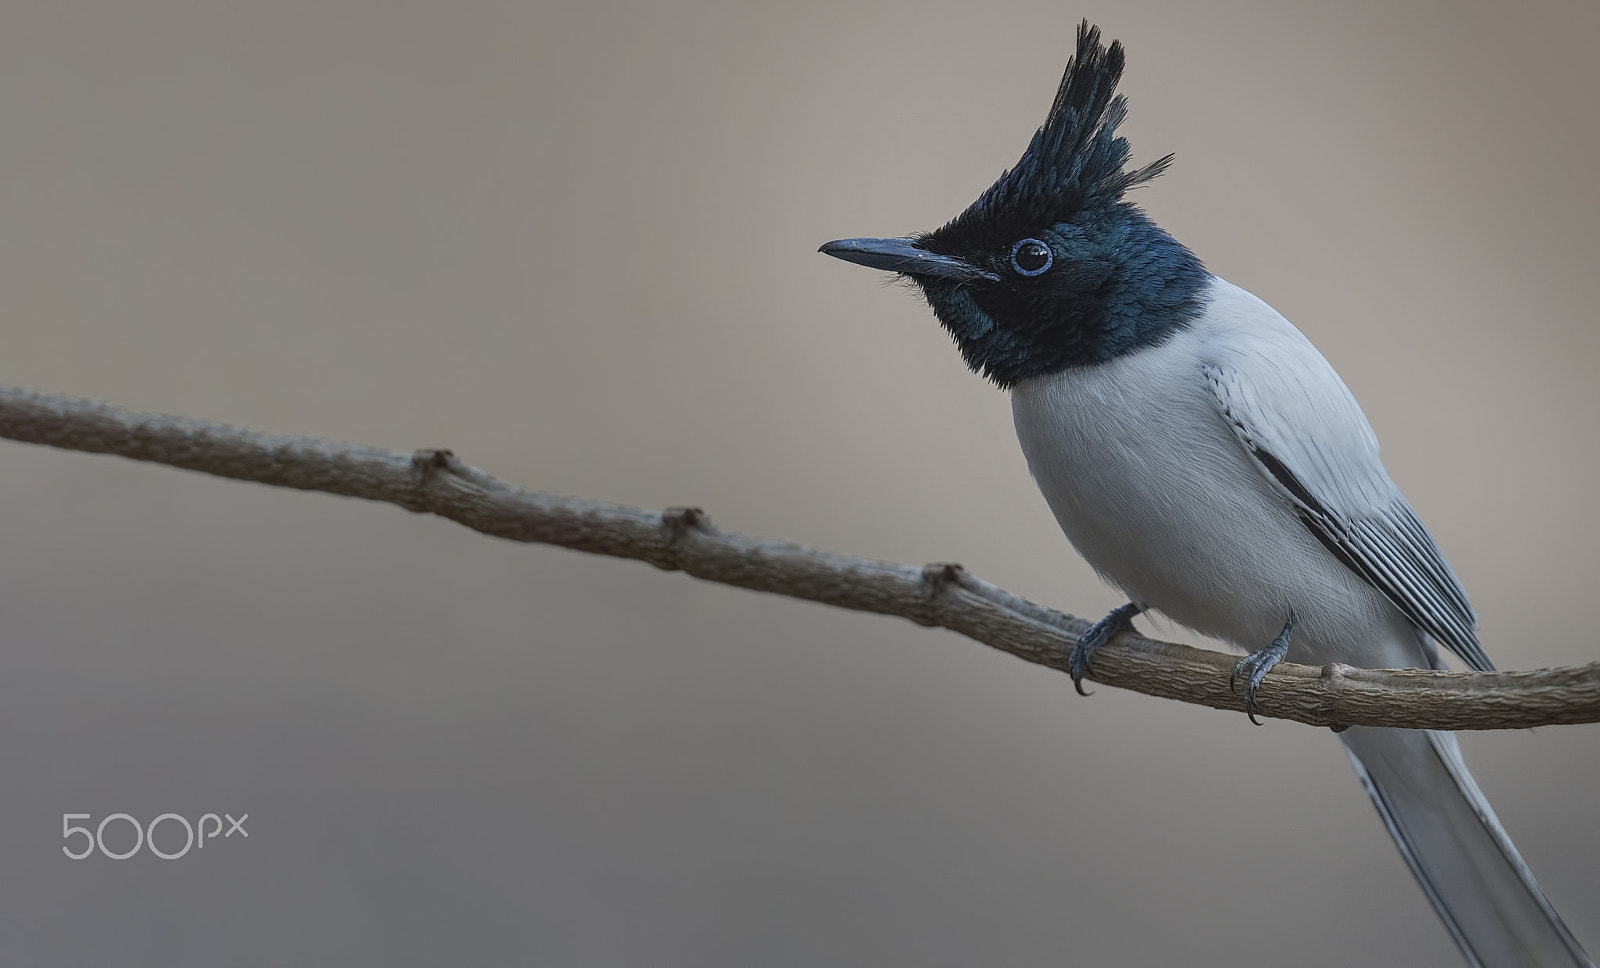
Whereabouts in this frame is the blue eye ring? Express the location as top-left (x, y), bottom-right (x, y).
top-left (1010, 238), bottom-right (1053, 277)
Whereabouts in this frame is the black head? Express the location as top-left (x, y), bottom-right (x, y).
top-left (820, 22), bottom-right (1208, 388)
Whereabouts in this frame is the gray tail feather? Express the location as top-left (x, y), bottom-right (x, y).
top-left (1341, 726), bottom-right (1592, 967)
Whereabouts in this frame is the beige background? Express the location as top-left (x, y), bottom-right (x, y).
top-left (0, 2), bottom-right (1595, 965)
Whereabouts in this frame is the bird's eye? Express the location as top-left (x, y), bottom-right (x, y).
top-left (1010, 238), bottom-right (1053, 277)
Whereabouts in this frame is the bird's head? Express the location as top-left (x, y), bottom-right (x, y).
top-left (821, 22), bottom-right (1208, 388)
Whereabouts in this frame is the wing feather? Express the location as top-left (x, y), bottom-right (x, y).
top-left (1203, 358), bottom-right (1492, 672)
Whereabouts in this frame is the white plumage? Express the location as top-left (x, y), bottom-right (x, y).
top-left (1013, 277), bottom-right (1425, 669)
top-left (1012, 276), bottom-right (1590, 967)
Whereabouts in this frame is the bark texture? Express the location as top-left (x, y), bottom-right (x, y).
top-left (1, 383), bottom-right (1596, 730)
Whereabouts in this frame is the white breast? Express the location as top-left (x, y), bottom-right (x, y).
top-left (1009, 278), bottom-right (1421, 667)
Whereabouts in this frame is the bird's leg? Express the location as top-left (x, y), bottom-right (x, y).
top-left (1069, 601), bottom-right (1145, 696)
top-left (1230, 609), bottom-right (1297, 725)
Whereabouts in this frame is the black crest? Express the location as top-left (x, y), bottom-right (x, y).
top-left (939, 21), bottom-right (1171, 237)
top-left (819, 21), bottom-right (1207, 386)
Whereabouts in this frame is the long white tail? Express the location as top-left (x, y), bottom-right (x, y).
top-left (1340, 726), bottom-right (1592, 967)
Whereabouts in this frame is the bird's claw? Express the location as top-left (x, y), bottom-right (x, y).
top-left (1230, 609), bottom-right (1297, 725)
top-left (1069, 602), bottom-right (1144, 696)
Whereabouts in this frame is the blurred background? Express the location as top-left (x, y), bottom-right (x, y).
top-left (0, 1), bottom-right (1595, 964)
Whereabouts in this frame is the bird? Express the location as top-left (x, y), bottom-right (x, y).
top-left (819, 21), bottom-right (1591, 968)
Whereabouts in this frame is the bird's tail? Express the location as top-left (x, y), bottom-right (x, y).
top-left (1340, 726), bottom-right (1592, 967)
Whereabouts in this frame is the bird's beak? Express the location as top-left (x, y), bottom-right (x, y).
top-left (818, 237), bottom-right (1000, 283)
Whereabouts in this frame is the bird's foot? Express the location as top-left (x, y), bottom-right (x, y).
top-left (1069, 602), bottom-right (1145, 696)
top-left (1230, 609), bottom-right (1297, 725)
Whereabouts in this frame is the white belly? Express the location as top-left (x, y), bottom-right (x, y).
top-left (1009, 285), bottom-right (1422, 668)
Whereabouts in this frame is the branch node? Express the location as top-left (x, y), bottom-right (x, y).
top-left (907, 562), bottom-right (968, 626)
top-left (921, 562), bottom-right (967, 595)
top-left (657, 506), bottom-right (713, 571)
top-left (411, 449), bottom-right (503, 499)
top-left (662, 506), bottom-right (711, 539)
top-left (411, 448), bottom-right (456, 481)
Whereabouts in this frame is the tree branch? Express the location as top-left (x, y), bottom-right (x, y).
top-left (1, 382), bottom-right (1595, 730)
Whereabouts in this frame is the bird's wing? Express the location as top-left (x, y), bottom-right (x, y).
top-left (1200, 336), bottom-right (1491, 672)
